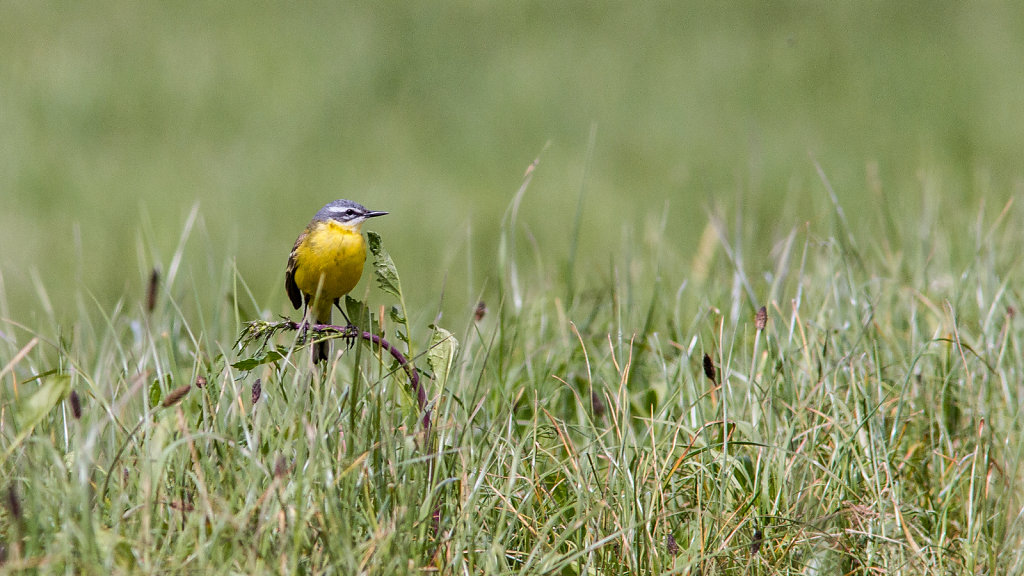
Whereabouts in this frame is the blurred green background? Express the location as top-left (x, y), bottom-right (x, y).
top-left (2, 2), bottom-right (1022, 326)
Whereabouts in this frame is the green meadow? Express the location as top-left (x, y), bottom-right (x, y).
top-left (2, 3), bottom-right (1023, 574)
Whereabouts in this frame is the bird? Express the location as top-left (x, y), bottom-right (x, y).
top-left (285, 199), bottom-right (388, 362)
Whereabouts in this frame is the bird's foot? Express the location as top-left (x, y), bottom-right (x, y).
top-left (297, 321), bottom-right (311, 345)
top-left (341, 324), bottom-right (360, 349)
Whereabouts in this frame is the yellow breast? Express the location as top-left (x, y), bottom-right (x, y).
top-left (293, 220), bottom-right (367, 301)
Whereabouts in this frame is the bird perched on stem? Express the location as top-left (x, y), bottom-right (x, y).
top-left (285, 199), bottom-right (387, 362)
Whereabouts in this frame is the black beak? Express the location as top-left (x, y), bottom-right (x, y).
top-left (365, 210), bottom-right (388, 218)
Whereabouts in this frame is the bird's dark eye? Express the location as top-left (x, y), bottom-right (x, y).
top-left (346, 209), bottom-right (356, 216)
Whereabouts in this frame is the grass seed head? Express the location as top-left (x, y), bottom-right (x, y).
top-left (590, 389), bottom-right (606, 418)
top-left (702, 353), bottom-right (716, 383)
top-left (755, 306), bottom-right (767, 331)
top-left (4, 485), bottom-right (21, 521)
top-left (161, 384), bottom-right (192, 408)
top-left (69, 390), bottom-right (82, 419)
top-left (146, 268), bottom-right (160, 314)
top-left (251, 378), bottom-right (262, 405)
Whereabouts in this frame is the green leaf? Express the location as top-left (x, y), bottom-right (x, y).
top-left (344, 296), bottom-right (369, 328)
top-left (17, 374), bottom-right (71, 430)
top-left (149, 378), bottom-right (163, 408)
top-left (367, 231), bottom-right (402, 299)
top-left (231, 349), bottom-right (285, 371)
top-left (389, 305), bottom-right (406, 324)
top-left (427, 327), bottom-right (459, 388)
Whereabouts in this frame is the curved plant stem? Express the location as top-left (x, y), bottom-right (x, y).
top-left (286, 321), bottom-right (431, 435)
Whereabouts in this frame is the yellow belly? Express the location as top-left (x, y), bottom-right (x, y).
top-left (293, 220), bottom-right (367, 305)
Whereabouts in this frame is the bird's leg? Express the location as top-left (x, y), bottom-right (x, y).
top-left (334, 299), bottom-right (358, 349)
top-left (298, 303), bottom-right (312, 344)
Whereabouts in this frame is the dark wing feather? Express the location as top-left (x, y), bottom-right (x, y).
top-left (284, 230), bottom-right (307, 310)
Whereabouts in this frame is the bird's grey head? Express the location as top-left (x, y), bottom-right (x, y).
top-left (313, 199), bottom-right (388, 225)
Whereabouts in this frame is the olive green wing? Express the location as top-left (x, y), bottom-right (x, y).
top-left (284, 231), bottom-right (307, 310)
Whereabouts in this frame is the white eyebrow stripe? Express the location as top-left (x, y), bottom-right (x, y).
top-left (328, 206), bottom-right (353, 213)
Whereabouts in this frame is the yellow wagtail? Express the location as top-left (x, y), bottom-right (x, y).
top-left (285, 199), bottom-right (388, 362)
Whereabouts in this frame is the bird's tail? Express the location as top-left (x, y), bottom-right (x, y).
top-left (311, 300), bottom-right (333, 363)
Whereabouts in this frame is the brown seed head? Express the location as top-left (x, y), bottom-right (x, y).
top-left (474, 301), bottom-right (487, 322)
top-left (69, 390), bottom-right (82, 420)
top-left (251, 379), bottom-right (262, 405)
top-left (274, 455), bottom-right (288, 478)
top-left (755, 306), bottom-right (767, 331)
top-left (590, 390), bottom-right (606, 418)
top-left (161, 384), bottom-right (192, 408)
top-left (5, 485), bottom-right (21, 521)
top-left (146, 268), bottom-right (160, 314)
top-left (750, 528), bottom-right (763, 554)
top-left (195, 375), bottom-right (207, 389)
top-left (702, 353), bottom-right (716, 383)
top-left (666, 533), bottom-right (679, 555)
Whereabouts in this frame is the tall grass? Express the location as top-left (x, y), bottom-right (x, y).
top-left (1, 166), bottom-right (1023, 574)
